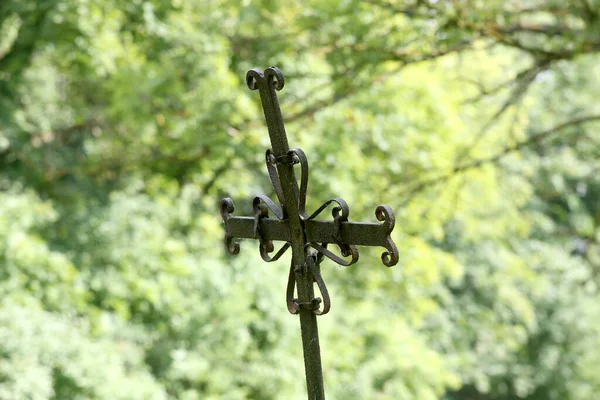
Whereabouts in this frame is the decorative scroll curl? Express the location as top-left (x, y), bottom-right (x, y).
top-left (306, 197), bottom-right (350, 222)
top-left (260, 242), bottom-right (291, 263)
top-left (253, 195), bottom-right (290, 262)
top-left (253, 195), bottom-right (284, 221)
top-left (286, 251), bottom-right (332, 316)
top-left (307, 242), bottom-right (359, 267)
top-left (375, 205), bottom-right (399, 267)
top-left (306, 253), bottom-right (330, 316)
top-left (304, 196), bottom-right (358, 267)
top-left (220, 198), bottom-right (240, 255)
top-left (265, 149), bottom-right (287, 215)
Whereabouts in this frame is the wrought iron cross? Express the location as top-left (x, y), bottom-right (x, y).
top-left (220, 67), bottom-right (399, 399)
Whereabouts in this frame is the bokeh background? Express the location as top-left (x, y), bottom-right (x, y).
top-left (1, 0), bottom-right (600, 399)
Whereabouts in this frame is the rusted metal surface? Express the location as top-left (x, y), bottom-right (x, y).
top-left (220, 67), bottom-right (399, 400)
top-left (221, 209), bottom-right (399, 265)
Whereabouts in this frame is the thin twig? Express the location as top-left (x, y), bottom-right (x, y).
top-left (400, 114), bottom-right (600, 207)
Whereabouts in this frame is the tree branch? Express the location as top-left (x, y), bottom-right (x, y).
top-left (400, 114), bottom-right (600, 207)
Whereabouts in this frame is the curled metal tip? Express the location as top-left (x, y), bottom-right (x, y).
top-left (306, 242), bottom-right (359, 267)
top-left (264, 66), bottom-right (284, 91)
top-left (375, 204), bottom-right (395, 231)
top-left (246, 68), bottom-right (263, 91)
top-left (220, 197), bottom-right (235, 221)
top-left (381, 243), bottom-right (399, 267)
top-left (245, 67), bottom-right (285, 92)
top-left (225, 235), bottom-right (240, 255)
top-left (220, 198), bottom-right (240, 255)
top-left (260, 241), bottom-right (291, 262)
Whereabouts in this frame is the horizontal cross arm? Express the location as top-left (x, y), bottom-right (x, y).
top-left (224, 216), bottom-right (394, 248)
top-left (221, 198), bottom-right (398, 266)
top-left (225, 216), bottom-right (291, 242)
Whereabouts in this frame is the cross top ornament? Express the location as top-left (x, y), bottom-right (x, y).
top-left (220, 67), bottom-right (399, 399)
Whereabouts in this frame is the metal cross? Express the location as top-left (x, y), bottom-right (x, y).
top-left (220, 67), bottom-right (399, 400)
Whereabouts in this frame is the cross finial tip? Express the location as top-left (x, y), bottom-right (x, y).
top-left (246, 66), bottom-right (285, 91)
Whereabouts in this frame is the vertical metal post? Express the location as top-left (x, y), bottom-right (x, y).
top-left (222, 67), bottom-right (398, 399)
top-left (247, 67), bottom-right (326, 399)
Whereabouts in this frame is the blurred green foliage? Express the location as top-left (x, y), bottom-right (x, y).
top-left (1, 0), bottom-right (600, 399)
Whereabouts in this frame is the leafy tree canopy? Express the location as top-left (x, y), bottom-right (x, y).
top-left (1, 0), bottom-right (599, 399)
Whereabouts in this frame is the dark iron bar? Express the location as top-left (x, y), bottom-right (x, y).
top-left (224, 217), bottom-right (395, 249)
top-left (220, 67), bottom-right (399, 400)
